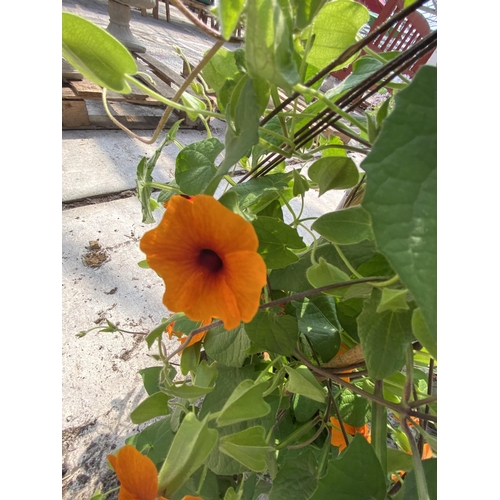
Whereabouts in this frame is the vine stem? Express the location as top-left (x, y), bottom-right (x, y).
top-left (164, 276), bottom-right (390, 362)
top-left (294, 349), bottom-right (437, 424)
top-left (401, 346), bottom-right (430, 500)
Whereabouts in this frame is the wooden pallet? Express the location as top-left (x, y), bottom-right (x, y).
top-left (62, 53), bottom-right (205, 130)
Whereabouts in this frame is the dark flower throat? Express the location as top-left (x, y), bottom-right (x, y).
top-left (198, 249), bottom-right (223, 272)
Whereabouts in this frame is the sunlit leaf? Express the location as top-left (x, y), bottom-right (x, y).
top-left (130, 392), bottom-right (171, 424)
top-left (62, 12), bottom-right (137, 93)
top-left (361, 67), bottom-right (437, 346)
top-left (308, 157), bottom-right (360, 195)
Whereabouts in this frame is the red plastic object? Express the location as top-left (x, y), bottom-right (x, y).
top-left (332, 0), bottom-right (432, 80)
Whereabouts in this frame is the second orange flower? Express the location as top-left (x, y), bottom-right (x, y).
top-left (140, 195), bottom-right (267, 330)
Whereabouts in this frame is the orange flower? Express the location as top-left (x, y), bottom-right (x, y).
top-left (140, 195), bottom-right (267, 330)
top-left (107, 445), bottom-right (203, 500)
top-left (107, 445), bottom-right (167, 500)
top-left (330, 416), bottom-right (371, 451)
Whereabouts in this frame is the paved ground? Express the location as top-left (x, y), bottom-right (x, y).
top-left (61, 2), bottom-right (347, 498)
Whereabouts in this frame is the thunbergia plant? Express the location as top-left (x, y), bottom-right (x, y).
top-left (64, 0), bottom-right (437, 499)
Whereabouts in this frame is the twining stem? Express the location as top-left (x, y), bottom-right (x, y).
top-left (369, 274), bottom-right (400, 288)
top-left (334, 244), bottom-right (364, 279)
top-left (271, 85), bottom-right (289, 140)
top-left (408, 395), bottom-right (437, 409)
top-left (371, 380), bottom-right (387, 474)
top-left (276, 415), bottom-right (322, 450)
top-left (401, 346), bottom-right (430, 500)
top-left (294, 349), bottom-right (437, 424)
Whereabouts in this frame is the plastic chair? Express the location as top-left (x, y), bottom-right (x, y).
top-left (332, 0), bottom-right (432, 79)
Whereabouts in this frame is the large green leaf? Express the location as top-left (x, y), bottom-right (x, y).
top-left (269, 448), bottom-right (318, 500)
top-left (175, 138), bottom-right (224, 195)
top-left (284, 366), bottom-right (326, 403)
top-left (412, 307), bottom-right (437, 361)
top-left (218, 77), bottom-right (261, 175)
top-left (357, 289), bottom-right (414, 380)
top-left (311, 434), bottom-right (386, 500)
top-left (158, 413), bottom-right (218, 495)
top-left (306, 0), bottom-right (370, 70)
top-left (361, 66), bottom-right (437, 345)
top-left (202, 48), bottom-right (241, 92)
top-left (245, 310), bottom-right (299, 356)
top-left (130, 392), bottom-right (171, 424)
top-left (398, 458), bottom-right (437, 500)
top-left (253, 216), bottom-right (305, 269)
top-left (125, 416), bottom-right (175, 468)
top-left (139, 366), bottom-right (162, 395)
top-left (294, 295), bottom-right (341, 363)
top-left (292, 0), bottom-right (328, 29)
top-left (204, 325), bottom-right (252, 367)
top-left (219, 426), bottom-right (274, 472)
top-left (245, 0), bottom-right (300, 90)
top-left (217, 380), bottom-right (271, 426)
top-left (219, 0), bottom-right (247, 40)
top-left (312, 206), bottom-right (374, 245)
top-left (220, 173), bottom-right (290, 210)
top-left (62, 12), bottom-right (137, 93)
top-left (308, 157), bottom-right (360, 195)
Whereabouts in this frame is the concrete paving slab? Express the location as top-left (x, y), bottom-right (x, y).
top-left (62, 196), bottom-right (181, 499)
top-left (62, 118), bottom-right (227, 202)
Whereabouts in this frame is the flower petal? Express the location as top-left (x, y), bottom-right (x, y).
top-left (140, 195), bottom-right (267, 330)
top-left (107, 445), bottom-right (158, 500)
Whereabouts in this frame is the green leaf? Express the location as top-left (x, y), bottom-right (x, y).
top-left (126, 416), bottom-right (175, 467)
top-left (292, 169), bottom-right (310, 197)
top-left (245, 310), bottom-right (299, 356)
top-left (164, 383), bottom-right (215, 400)
top-left (252, 216), bottom-right (305, 269)
top-left (284, 366), bottom-right (326, 403)
top-left (412, 307), bottom-right (437, 360)
top-left (245, 0), bottom-right (300, 90)
top-left (136, 121), bottom-right (182, 223)
top-left (218, 77), bottom-right (261, 176)
top-left (62, 12), bottom-right (137, 93)
top-left (338, 387), bottom-right (370, 427)
top-left (220, 426), bottom-right (274, 472)
top-left (202, 48), bottom-right (241, 92)
top-left (292, 394), bottom-right (324, 422)
top-left (219, 0), bottom-right (246, 40)
top-left (376, 288), bottom-right (410, 313)
top-left (292, 0), bottom-right (327, 29)
top-left (311, 434), bottom-right (386, 500)
top-left (331, 56), bottom-right (384, 99)
top-left (308, 157), bottom-right (360, 195)
top-left (217, 380), bottom-right (271, 426)
top-left (312, 206), bottom-right (373, 245)
top-left (180, 341), bottom-right (201, 376)
top-left (306, 0), bottom-right (370, 70)
top-left (130, 392), bottom-right (171, 424)
top-left (269, 448), bottom-right (318, 500)
top-left (194, 360), bottom-right (219, 389)
top-left (145, 320), bottom-right (169, 349)
top-left (204, 324), bottom-right (252, 367)
top-left (398, 458), bottom-right (437, 500)
top-left (361, 66), bottom-right (437, 346)
top-left (180, 92), bottom-right (207, 121)
top-left (336, 297), bottom-right (363, 341)
top-left (139, 366), bottom-right (162, 395)
top-left (158, 413), bottom-right (218, 496)
top-left (357, 289), bottom-right (414, 380)
top-left (294, 295), bottom-right (341, 363)
top-left (306, 257), bottom-right (351, 297)
top-left (170, 468), bottom-right (220, 500)
top-left (175, 138), bottom-right (224, 195)
top-left (221, 173), bottom-right (290, 210)
top-left (386, 447), bottom-right (414, 474)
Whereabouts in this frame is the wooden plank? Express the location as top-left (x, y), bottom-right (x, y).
top-left (69, 79), bottom-right (103, 98)
top-left (62, 86), bottom-right (81, 100)
top-left (135, 60), bottom-right (176, 99)
top-left (62, 100), bottom-right (91, 128)
top-left (136, 52), bottom-right (191, 92)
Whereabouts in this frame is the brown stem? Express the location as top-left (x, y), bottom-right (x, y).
top-left (294, 349), bottom-right (437, 424)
